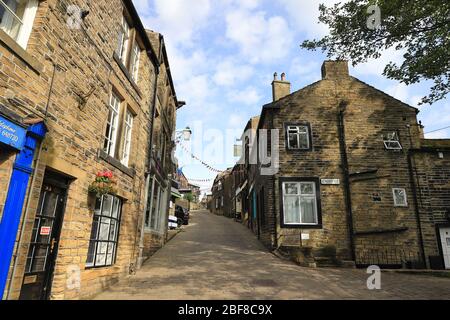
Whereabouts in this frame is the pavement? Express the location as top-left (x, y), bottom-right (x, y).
top-left (94, 210), bottom-right (450, 300)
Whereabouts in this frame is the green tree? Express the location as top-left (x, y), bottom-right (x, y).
top-left (184, 193), bottom-right (194, 203)
top-left (301, 0), bottom-right (450, 105)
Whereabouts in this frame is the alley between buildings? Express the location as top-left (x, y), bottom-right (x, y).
top-left (94, 210), bottom-right (450, 300)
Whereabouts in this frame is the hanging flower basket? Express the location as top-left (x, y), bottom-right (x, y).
top-left (88, 170), bottom-right (117, 197)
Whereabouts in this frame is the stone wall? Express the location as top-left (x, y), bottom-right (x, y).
top-left (1, 0), bottom-right (158, 299)
top-left (413, 146), bottom-right (450, 268)
top-left (256, 61), bottom-right (424, 264)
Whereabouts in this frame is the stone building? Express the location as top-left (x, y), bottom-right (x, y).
top-left (410, 140), bottom-right (450, 269)
top-left (210, 168), bottom-right (233, 217)
top-left (236, 61), bottom-right (450, 269)
top-left (139, 30), bottom-right (184, 262)
top-left (0, 0), bottom-right (181, 300)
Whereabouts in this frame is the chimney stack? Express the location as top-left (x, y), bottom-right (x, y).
top-left (272, 72), bottom-right (291, 102)
top-left (321, 60), bottom-right (349, 80)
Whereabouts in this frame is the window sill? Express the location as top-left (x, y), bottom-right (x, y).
top-left (98, 149), bottom-right (136, 178)
top-left (281, 224), bottom-right (323, 229)
top-left (0, 30), bottom-right (43, 74)
top-left (144, 228), bottom-right (165, 236)
top-left (113, 52), bottom-right (142, 98)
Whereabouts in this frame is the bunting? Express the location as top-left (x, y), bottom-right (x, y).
top-left (176, 140), bottom-right (223, 173)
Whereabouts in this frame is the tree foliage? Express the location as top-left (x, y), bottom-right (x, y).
top-left (302, 0), bottom-right (450, 105)
top-left (184, 193), bottom-right (194, 203)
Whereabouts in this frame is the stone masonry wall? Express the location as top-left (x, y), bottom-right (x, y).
top-left (1, 0), bottom-right (157, 299)
top-left (259, 65), bottom-right (424, 263)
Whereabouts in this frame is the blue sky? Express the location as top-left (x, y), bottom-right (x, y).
top-left (133, 0), bottom-right (450, 194)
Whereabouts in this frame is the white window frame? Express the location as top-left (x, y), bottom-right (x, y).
top-left (0, 0), bottom-right (39, 49)
top-left (129, 40), bottom-right (141, 83)
top-left (287, 125), bottom-right (310, 150)
top-left (121, 109), bottom-right (133, 166)
top-left (117, 16), bottom-right (130, 65)
top-left (104, 93), bottom-right (121, 157)
top-left (86, 195), bottom-right (122, 268)
top-left (282, 181), bottom-right (318, 226)
top-left (393, 188), bottom-right (408, 207)
top-left (384, 132), bottom-right (403, 150)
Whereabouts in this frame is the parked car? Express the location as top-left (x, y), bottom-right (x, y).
top-left (175, 205), bottom-right (190, 226)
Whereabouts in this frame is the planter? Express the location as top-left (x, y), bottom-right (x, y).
top-left (88, 170), bottom-right (117, 197)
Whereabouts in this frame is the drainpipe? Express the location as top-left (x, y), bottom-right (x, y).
top-left (337, 102), bottom-right (356, 262)
top-left (406, 125), bottom-right (427, 266)
top-left (0, 122), bottom-right (47, 299)
top-left (137, 35), bottom-right (162, 269)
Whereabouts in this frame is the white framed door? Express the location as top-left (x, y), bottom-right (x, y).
top-left (440, 227), bottom-right (450, 269)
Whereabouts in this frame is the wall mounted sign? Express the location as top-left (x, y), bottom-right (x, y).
top-left (0, 116), bottom-right (26, 150)
top-left (40, 226), bottom-right (51, 236)
top-left (321, 179), bottom-right (340, 185)
top-left (301, 233), bottom-right (310, 240)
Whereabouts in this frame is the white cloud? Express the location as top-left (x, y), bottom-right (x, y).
top-left (141, 0), bottom-right (212, 47)
top-left (213, 59), bottom-right (254, 87)
top-left (277, 0), bottom-right (343, 38)
top-left (227, 86), bottom-right (262, 105)
top-left (225, 9), bottom-right (294, 64)
top-left (228, 114), bottom-right (247, 128)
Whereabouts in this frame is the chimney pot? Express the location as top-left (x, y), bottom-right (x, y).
top-left (273, 72), bottom-right (278, 81)
top-left (272, 73), bottom-right (291, 102)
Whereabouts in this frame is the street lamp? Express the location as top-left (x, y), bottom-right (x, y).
top-left (176, 127), bottom-right (192, 141)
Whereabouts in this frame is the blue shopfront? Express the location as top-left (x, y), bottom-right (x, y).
top-left (0, 114), bottom-right (47, 299)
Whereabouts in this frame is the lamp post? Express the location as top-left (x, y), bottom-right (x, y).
top-left (175, 127), bottom-right (192, 142)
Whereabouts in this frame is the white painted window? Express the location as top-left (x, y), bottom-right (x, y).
top-left (121, 109), bottom-right (133, 166)
top-left (103, 93), bottom-right (121, 157)
top-left (116, 16), bottom-right (130, 65)
top-left (0, 0), bottom-right (38, 48)
top-left (384, 132), bottom-right (403, 150)
top-left (86, 195), bottom-right (122, 268)
top-left (287, 125), bottom-right (310, 150)
top-left (129, 40), bottom-right (140, 83)
top-left (393, 188), bottom-right (408, 207)
top-left (282, 181), bottom-right (318, 225)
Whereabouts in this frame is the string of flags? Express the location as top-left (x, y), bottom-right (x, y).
top-left (176, 140), bottom-right (223, 174)
top-left (176, 166), bottom-right (215, 184)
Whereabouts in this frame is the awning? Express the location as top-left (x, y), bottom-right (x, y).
top-left (171, 187), bottom-right (182, 198)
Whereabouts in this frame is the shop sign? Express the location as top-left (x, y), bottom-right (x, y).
top-left (0, 116), bottom-right (26, 150)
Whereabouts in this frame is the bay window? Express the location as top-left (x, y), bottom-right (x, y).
top-left (281, 180), bottom-right (321, 227)
top-left (86, 195), bottom-right (122, 268)
top-left (0, 0), bottom-right (38, 48)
